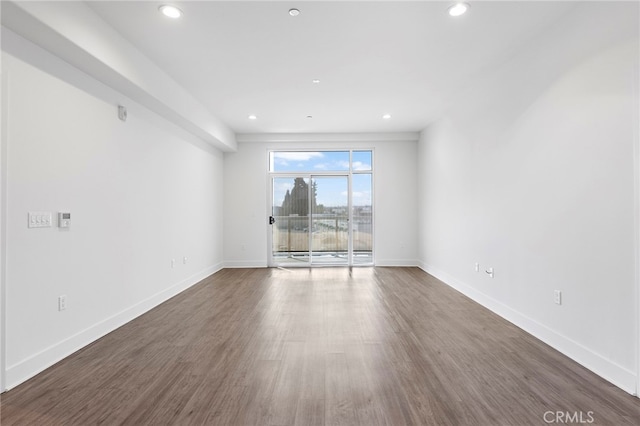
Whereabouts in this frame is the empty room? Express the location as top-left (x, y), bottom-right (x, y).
top-left (1, 1), bottom-right (639, 425)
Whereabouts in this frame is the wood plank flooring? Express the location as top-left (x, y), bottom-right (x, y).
top-left (1, 267), bottom-right (639, 425)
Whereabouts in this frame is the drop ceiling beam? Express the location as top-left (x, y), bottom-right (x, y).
top-left (1, 0), bottom-right (236, 152)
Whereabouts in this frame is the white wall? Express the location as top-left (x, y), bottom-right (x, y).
top-left (417, 2), bottom-right (639, 394)
top-left (1, 31), bottom-right (224, 390)
top-left (224, 138), bottom-right (418, 267)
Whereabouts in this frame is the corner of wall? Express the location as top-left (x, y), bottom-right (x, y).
top-left (0, 50), bottom-right (9, 393)
top-left (633, 38), bottom-right (640, 398)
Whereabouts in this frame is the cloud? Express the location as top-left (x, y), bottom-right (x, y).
top-left (352, 161), bottom-right (371, 171)
top-left (274, 152), bottom-right (324, 162)
top-left (314, 160), bottom-right (351, 171)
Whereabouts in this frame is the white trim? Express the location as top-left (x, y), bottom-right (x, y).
top-left (634, 42), bottom-right (640, 397)
top-left (266, 162), bottom-right (274, 268)
top-left (418, 262), bottom-right (638, 395)
top-left (370, 149), bottom-right (376, 267)
top-left (348, 155), bottom-right (354, 266)
top-left (0, 53), bottom-right (9, 393)
top-left (237, 132), bottom-right (419, 144)
top-left (4, 263), bottom-right (223, 391)
top-left (376, 259), bottom-right (418, 267)
top-left (224, 261), bottom-right (268, 269)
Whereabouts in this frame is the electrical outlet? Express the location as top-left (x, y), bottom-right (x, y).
top-left (474, 262), bottom-right (480, 272)
top-left (485, 267), bottom-right (494, 278)
top-left (58, 295), bottom-right (67, 311)
top-left (171, 259), bottom-right (175, 269)
top-left (554, 290), bottom-right (562, 305)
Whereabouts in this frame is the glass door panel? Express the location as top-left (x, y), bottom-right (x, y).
top-left (352, 173), bottom-right (373, 264)
top-left (310, 176), bottom-right (348, 265)
top-left (271, 177), bottom-right (310, 265)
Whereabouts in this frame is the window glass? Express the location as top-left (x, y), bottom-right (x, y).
top-left (270, 151), bottom-right (350, 172)
top-left (352, 151), bottom-right (372, 171)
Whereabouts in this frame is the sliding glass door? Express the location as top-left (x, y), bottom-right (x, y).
top-left (270, 175), bottom-right (349, 265)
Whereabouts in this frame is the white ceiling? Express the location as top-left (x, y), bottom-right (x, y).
top-left (86, 1), bottom-right (578, 134)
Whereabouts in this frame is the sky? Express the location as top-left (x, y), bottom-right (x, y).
top-left (270, 151), bottom-right (372, 173)
top-left (271, 151), bottom-right (372, 208)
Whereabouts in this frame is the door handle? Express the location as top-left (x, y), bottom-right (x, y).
top-left (269, 216), bottom-right (276, 225)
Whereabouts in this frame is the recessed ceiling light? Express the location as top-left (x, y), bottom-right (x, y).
top-left (159, 5), bottom-right (183, 19)
top-left (312, 79), bottom-right (320, 84)
top-left (448, 3), bottom-right (469, 17)
top-left (248, 114), bottom-right (257, 120)
top-left (289, 8), bottom-right (300, 17)
top-left (382, 114), bottom-right (392, 120)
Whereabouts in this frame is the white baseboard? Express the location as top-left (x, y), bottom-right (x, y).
top-left (5, 262), bottom-right (223, 391)
top-left (418, 262), bottom-right (638, 396)
top-left (224, 259), bottom-right (418, 268)
top-left (375, 259), bottom-right (418, 267)
top-left (224, 260), bottom-right (268, 268)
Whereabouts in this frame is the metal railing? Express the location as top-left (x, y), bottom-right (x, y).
top-left (272, 215), bottom-right (372, 254)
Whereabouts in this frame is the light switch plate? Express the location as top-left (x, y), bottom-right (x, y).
top-left (554, 290), bottom-right (562, 305)
top-left (28, 212), bottom-right (53, 228)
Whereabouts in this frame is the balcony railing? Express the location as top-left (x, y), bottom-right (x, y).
top-left (272, 215), bottom-right (372, 254)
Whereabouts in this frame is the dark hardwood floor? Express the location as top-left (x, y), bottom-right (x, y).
top-left (1, 267), bottom-right (639, 425)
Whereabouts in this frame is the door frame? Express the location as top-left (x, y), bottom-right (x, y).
top-left (266, 149), bottom-right (374, 268)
